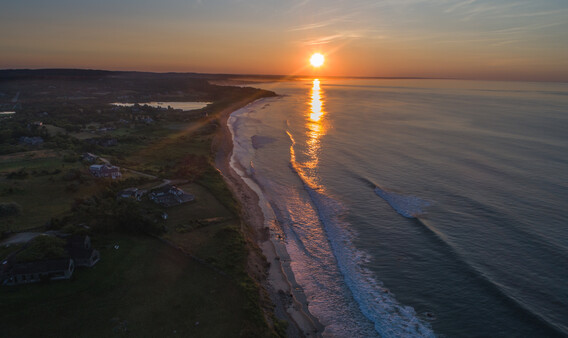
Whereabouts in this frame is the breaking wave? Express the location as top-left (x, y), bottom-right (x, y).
top-left (288, 131), bottom-right (436, 337)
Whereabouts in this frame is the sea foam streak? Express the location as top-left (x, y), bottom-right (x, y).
top-left (288, 131), bottom-right (436, 337)
top-left (374, 187), bottom-right (431, 218)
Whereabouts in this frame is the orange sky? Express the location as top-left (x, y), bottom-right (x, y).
top-left (1, 0), bottom-right (567, 82)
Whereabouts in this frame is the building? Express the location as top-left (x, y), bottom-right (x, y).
top-left (1, 235), bottom-right (100, 286)
top-left (89, 164), bottom-right (122, 179)
top-left (18, 136), bottom-right (44, 146)
top-left (65, 235), bottom-right (100, 268)
top-left (2, 258), bottom-right (75, 286)
top-left (81, 152), bottom-right (98, 163)
top-left (149, 185), bottom-right (195, 207)
top-left (117, 187), bottom-right (147, 201)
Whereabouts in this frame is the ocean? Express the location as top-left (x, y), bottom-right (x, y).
top-left (227, 78), bottom-right (568, 337)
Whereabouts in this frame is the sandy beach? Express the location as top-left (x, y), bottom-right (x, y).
top-left (214, 99), bottom-right (324, 337)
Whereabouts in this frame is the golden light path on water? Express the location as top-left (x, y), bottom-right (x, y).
top-left (306, 78), bottom-right (326, 173)
top-left (288, 78), bottom-right (326, 189)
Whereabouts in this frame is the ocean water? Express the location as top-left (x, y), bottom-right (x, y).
top-left (228, 78), bottom-right (568, 337)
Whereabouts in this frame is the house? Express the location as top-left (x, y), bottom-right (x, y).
top-left (18, 136), bottom-right (44, 146)
top-left (81, 152), bottom-right (98, 163)
top-left (149, 185), bottom-right (195, 207)
top-left (3, 258), bottom-right (75, 286)
top-left (0, 234), bottom-right (100, 286)
top-left (117, 187), bottom-right (147, 201)
top-left (89, 164), bottom-right (122, 179)
top-left (85, 138), bottom-right (118, 147)
top-left (65, 235), bottom-right (100, 268)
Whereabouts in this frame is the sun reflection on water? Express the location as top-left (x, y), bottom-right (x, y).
top-left (310, 79), bottom-right (323, 122)
top-left (289, 79), bottom-right (327, 189)
top-left (305, 79), bottom-right (326, 172)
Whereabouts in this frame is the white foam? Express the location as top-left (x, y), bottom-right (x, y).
top-left (230, 100), bottom-right (435, 337)
top-left (297, 173), bottom-right (436, 337)
top-left (374, 187), bottom-right (431, 218)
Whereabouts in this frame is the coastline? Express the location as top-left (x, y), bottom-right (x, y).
top-left (214, 98), bottom-right (324, 337)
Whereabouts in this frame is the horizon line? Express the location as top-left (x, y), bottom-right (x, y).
top-left (1, 68), bottom-right (567, 84)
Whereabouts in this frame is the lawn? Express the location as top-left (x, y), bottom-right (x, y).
top-left (0, 235), bottom-right (255, 337)
top-left (0, 153), bottom-right (96, 231)
top-left (0, 150), bottom-right (63, 172)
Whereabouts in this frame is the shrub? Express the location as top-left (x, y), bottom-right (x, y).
top-left (15, 235), bottom-right (67, 262)
top-left (63, 154), bottom-right (78, 163)
top-left (0, 202), bottom-right (22, 217)
top-left (66, 182), bottom-right (79, 193)
top-left (62, 169), bottom-right (81, 181)
top-left (6, 169), bottom-right (28, 179)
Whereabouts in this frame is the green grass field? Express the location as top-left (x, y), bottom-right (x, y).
top-left (0, 153), bottom-right (97, 231)
top-left (0, 150), bottom-right (154, 232)
top-left (0, 235), bottom-right (258, 337)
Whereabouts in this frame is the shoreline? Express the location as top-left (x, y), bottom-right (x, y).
top-left (214, 98), bottom-right (324, 337)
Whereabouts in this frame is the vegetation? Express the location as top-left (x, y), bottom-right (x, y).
top-left (14, 235), bottom-right (66, 262)
top-left (0, 236), bottom-right (264, 337)
top-left (0, 70), bottom-right (280, 337)
top-left (0, 202), bottom-right (22, 217)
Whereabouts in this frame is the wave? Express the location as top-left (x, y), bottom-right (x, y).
top-left (374, 187), bottom-right (431, 218)
top-left (287, 132), bottom-right (435, 337)
top-left (414, 217), bottom-right (566, 337)
top-left (358, 176), bottom-right (566, 337)
top-left (356, 177), bottom-right (430, 218)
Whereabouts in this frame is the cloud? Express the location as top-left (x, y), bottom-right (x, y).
top-left (444, 0), bottom-right (476, 13)
top-left (301, 31), bottom-right (364, 45)
top-left (288, 22), bottom-right (334, 32)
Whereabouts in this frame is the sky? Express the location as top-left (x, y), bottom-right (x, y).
top-left (1, 0), bottom-right (567, 81)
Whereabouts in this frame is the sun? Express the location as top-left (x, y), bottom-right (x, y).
top-left (310, 53), bottom-right (325, 68)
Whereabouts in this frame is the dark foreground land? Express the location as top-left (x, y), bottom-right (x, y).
top-left (0, 69), bottom-right (284, 337)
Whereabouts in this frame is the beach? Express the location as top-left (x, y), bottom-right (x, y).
top-left (214, 78), bottom-right (568, 337)
top-left (214, 98), bottom-right (324, 337)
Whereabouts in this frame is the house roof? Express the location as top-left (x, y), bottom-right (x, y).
top-left (12, 258), bottom-right (72, 275)
top-left (67, 247), bottom-right (96, 260)
top-left (121, 187), bottom-right (138, 193)
top-left (66, 235), bottom-right (89, 249)
top-left (151, 184), bottom-right (174, 195)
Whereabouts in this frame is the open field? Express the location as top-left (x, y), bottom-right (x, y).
top-left (0, 150), bottom-right (63, 172)
top-left (0, 153), bottom-right (94, 231)
top-left (0, 151), bottom-right (154, 232)
top-left (0, 235), bottom-right (260, 337)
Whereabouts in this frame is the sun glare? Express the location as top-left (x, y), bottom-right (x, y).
top-left (310, 53), bottom-right (325, 68)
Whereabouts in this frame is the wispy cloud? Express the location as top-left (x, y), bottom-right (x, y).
top-left (288, 21), bottom-right (337, 32)
top-left (459, 2), bottom-right (527, 21)
top-left (286, 0), bottom-right (312, 13)
top-left (496, 8), bottom-right (568, 20)
top-left (302, 31), bottom-right (364, 45)
top-left (445, 0), bottom-right (476, 14)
